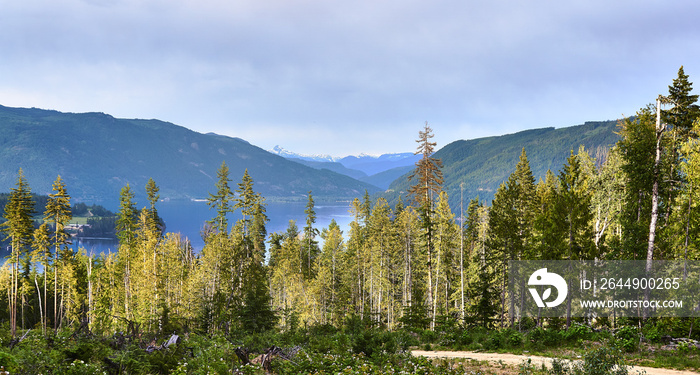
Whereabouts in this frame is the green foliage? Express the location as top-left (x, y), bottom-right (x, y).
top-left (526, 326), bottom-right (564, 350)
top-left (614, 325), bottom-right (640, 352)
top-left (271, 350), bottom-right (468, 375)
top-left (550, 346), bottom-right (633, 375)
top-left (482, 328), bottom-right (524, 350)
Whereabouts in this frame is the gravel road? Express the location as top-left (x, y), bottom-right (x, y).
top-left (412, 350), bottom-right (699, 375)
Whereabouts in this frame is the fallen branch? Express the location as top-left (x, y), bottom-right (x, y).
top-left (250, 345), bottom-right (302, 373)
top-left (9, 329), bottom-right (31, 350)
top-left (146, 334), bottom-right (180, 353)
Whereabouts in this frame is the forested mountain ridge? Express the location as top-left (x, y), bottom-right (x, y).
top-left (0, 105), bottom-right (379, 203)
top-left (385, 120), bottom-right (621, 206)
top-left (271, 145), bottom-right (421, 189)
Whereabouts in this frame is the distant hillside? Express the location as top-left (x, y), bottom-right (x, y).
top-left (272, 146), bottom-right (421, 189)
top-left (338, 153), bottom-right (421, 176)
top-left (360, 165), bottom-right (413, 190)
top-left (384, 120), bottom-right (621, 208)
top-left (0, 105), bottom-right (379, 204)
top-left (286, 159), bottom-right (369, 181)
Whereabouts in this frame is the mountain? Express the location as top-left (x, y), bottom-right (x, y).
top-left (360, 165), bottom-right (414, 190)
top-left (384, 120), bottom-right (621, 207)
top-left (0, 105), bottom-right (379, 204)
top-left (269, 145), bottom-right (338, 163)
top-left (338, 153), bottom-right (421, 176)
top-left (283, 159), bottom-right (369, 181)
top-left (271, 146), bottom-right (422, 189)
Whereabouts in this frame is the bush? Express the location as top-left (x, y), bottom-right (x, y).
top-left (614, 326), bottom-right (639, 352)
top-left (564, 323), bottom-right (593, 343)
top-left (550, 346), bottom-right (632, 375)
top-left (308, 333), bottom-right (350, 354)
top-left (526, 327), bottom-right (562, 350)
top-left (579, 346), bottom-right (630, 375)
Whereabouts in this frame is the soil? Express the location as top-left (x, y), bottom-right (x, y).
top-left (412, 350), bottom-right (700, 375)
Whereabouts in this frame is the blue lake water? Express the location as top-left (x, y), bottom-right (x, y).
top-left (74, 200), bottom-right (356, 256)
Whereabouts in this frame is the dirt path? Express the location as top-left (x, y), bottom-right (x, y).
top-left (412, 350), bottom-right (699, 375)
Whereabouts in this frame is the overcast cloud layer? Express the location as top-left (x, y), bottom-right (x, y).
top-left (1, 0), bottom-right (699, 156)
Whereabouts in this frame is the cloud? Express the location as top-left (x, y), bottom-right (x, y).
top-left (1, 0), bottom-right (700, 155)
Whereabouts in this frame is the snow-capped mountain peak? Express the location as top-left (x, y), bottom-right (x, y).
top-left (269, 145), bottom-right (339, 163)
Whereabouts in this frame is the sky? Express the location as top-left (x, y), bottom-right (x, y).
top-left (1, 0), bottom-right (700, 157)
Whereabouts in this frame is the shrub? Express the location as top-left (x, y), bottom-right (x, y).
top-left (614, 326), bottom-right (639, 352)
top-left (564, 323), bottom-right (593, 343)
top-left (549, 346), bottom-right (632, 375)
top-left (526, 327), bottom-right (562, 350)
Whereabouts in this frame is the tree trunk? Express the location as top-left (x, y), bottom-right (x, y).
top-left (646, 98), bottom-right (665, 317)
top-left (460, 184), bottom-right (465, 322)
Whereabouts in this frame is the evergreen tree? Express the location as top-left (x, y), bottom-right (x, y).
top-left (31, 222), bottom-right (51, 334)
top-left (302, 191), bottom-right (320, 280)
top-left (1, 169), bottom-right (35, 337)
top-left (318, 219), bottom-right (345, 325)
top-left (555, 150), bottom-right (595, 327)
top-left (233, 172), bottom-right (273, 332)
top-left (556, 150), bottom-right (595, 261)
top-left (431, 191), bottom-right (458, 328)
top-left (115, 184), bottom-right (138, 323)
top-left (116, 184), bottom-right (138, 248)
top-left (44, 175), bottom-right (72, 331)
top-left (145, 178), bottom-right (164, 236)
top-left (533, 170), bottom-right (564, 260)
top-left (617, 107), bottom-right (659, 260)
top-left (408, 122), bottom-right (444, 208)
top-left (666, 66), bottom-right (700, 140)
top-left (485, 182), bottom-right (514, 328)
top-left (206, 161), bottom-right (233, 234)
top-left (407, 122), bottom-right (444, 328)
top-left (234, 169), bottom-right (259, 236)
top-left (485, 149), bottom-right (536, 327)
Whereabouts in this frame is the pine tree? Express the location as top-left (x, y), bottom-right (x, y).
top-left (509, 149), bottom-right (537, 259)
top-left (556, 150), bottom-right (595, 262)
top-left (431, 191), bottom-right (458, 328)
top-left (234, 172), bottom-right (273, 332)
top-left (617, 107), bottom-right (659, 260)
top-left (1, 169), bottom-right (35, 337)
top-left (667, 66), bottom-right (700, 140)
top-left (559, 150), bottom-right (595, 326)
top-left (234, 169), bottom-right (259, 236)
top-left (116, 184), bottom-right (138, 323)
top-left (44, 175), bottom-right (72, 331)
top-left (407, 122), bottom-right (443, 328)
top-left (533, 170), bottom-right (564, 260)
top-left (318, 219), bottom-right (345, 325)
top-left (31, 222), bottom-right (51, 334)
top-left (486, 182), bottom-right (514, 328)
top-left (145, 178), bottom-right (163, 236)
top-left (206, 161), bottom-right (233, 234)
top-left (408, 122), bottom-right (444, 208)
top-left (302, 191), bottom-right (320, 280)
top-left (665, 67), bottom-right (700, 266)
top-left (485, 149), bottom-right (536, 327)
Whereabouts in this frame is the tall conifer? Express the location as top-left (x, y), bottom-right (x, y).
top-left (2, 168), bottom-right (35, 337)
top-left (44, 175), bottom-right (72, 331)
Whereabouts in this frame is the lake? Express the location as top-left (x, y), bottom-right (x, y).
top-left (74, 199), bottom-right (356, 255)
